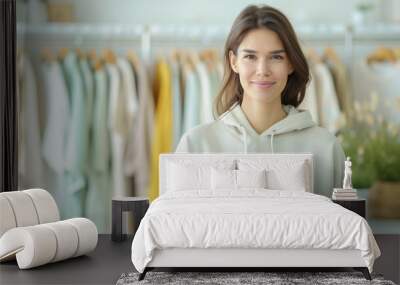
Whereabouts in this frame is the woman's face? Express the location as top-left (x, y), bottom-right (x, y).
top-left (229, 28), bottom-right (294, 105)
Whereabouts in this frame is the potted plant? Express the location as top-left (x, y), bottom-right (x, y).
top-left (367, 120), bottom-right (400, 219)
top-left (339, 95), bottom-right (400, 219)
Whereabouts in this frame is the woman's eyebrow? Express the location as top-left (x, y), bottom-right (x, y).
top-left (240, 49), bottom-right (286, 54)
top-left (270, 49), bottom-right (285, 54)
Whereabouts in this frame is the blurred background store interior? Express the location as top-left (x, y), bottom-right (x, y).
top-left (16, 0), bottom-right (400, 234)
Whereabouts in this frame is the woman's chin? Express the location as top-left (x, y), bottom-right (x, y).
top-left (246, 92), bottom-right (280, 103)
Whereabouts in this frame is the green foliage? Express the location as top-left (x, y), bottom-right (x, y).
top-left (339, 127), bottom-right (376, 188)
top-left (339, 106), bottom-right (400, 188)
top-left (369, 123), bottom-right (400, 182)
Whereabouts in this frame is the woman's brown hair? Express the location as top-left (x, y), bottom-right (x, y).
top-left (215, 5), bottom-right (309, 116)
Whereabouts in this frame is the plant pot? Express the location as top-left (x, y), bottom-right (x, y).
top-left (368, 181), bottom-right (400, 219)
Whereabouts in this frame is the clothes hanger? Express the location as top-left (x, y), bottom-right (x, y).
top-left (323, 47), bottom-right (340, 64)
top-left (58, 47), bottom-right (69, 61)
top-left (103, 49), bottom-right (117, 65)
top-left (170, 48), bottom-right (180, 63)
top-left (94, 59), bottom-right (103, 71)
top-left (41, 48), bottom-right (55, 63)
top-left (394, 48), bottom-right (400, 61)
top-left (198, 49), bottom-right (215, 71)
top-left (88, 49), bottom-right (97, 64)
top-left (306, 48), bottom-right (322, 65)
top-left (75, 48), bottom-right (86, 59)
top-left (127, 49), bottom-right (139, 69)
top-left (366, 47), bottom-right (396, 64)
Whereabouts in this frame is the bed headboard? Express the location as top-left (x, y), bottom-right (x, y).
top-left (159, 153), bottom-right (314, 195)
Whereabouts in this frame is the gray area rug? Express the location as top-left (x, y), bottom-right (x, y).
top-left (116, 271), bottom-right (396, 285)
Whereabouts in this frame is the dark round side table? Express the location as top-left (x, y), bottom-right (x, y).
top-left (111, 197), bottom-right (149, 242)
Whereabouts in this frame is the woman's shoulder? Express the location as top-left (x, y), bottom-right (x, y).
top-left (181, 120), bottom-right (225, 140)
top-left (176, 120), bottom-right (227, 152)
top-left (304, 125), bottom-right (340, 140)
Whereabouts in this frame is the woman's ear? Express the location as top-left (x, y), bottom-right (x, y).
top-left (229, 50), bottom-right (238, 73)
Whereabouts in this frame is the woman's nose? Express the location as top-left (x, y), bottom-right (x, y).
top-left (256, 59), bottom-right (272, 76)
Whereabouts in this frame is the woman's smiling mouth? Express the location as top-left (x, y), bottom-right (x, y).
top-left (251, 81), bottom-right (276, 88)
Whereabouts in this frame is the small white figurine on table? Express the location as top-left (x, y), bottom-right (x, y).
top-left (343, 156), bottom-right (353, 190)
top-left (332, 156), bottom-right (358, 200)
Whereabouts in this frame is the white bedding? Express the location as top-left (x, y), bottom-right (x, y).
top-left (131, 190), bottom-right (380, 273)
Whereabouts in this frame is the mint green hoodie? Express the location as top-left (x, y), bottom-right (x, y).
top-left (176, 104), bottom-right (345, 197)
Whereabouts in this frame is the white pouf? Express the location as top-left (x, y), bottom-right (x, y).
top-left (0, 189), bottom-right (98, 269)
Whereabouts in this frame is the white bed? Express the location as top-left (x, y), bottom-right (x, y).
top-left (131, 153), bottom-right (380, 281)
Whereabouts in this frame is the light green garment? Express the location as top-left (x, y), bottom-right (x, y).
top-left (79, 58), bottom-right (94, 164)
top-left (40, 60), bottom-right (70, 216)
top-left (61, 52), bottom-right (88, 218)
top-left (208, 66), bottom-right (220, 119)
top-left (176, 104), bottom-right (345, 197)
top-left (196, 61), bottom-right (213, 125)
top-left (182, 68), bottom-right (201, 133)
top-left (168, 58), bottom-right (182, 149)
top-left (86, 67), bottom-right (112, 233)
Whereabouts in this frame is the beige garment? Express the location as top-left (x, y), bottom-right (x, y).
top-left (124, 57), bottom-right (155, 198)
top-left (325, 58), bottom-right (353, 124)
top-left (106, 62), bottom-right (128, 198)
top-left (299, 68), bottom-right (319, 124)
top-left (311, 62), bottom-right (342, 134)
top-left (116, 57), bottom-right (138, 138)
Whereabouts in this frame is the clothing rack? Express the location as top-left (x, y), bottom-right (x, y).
top-left (17, 22), bottom-right (400, 65)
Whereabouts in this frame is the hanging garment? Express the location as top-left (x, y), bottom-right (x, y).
top-left (40, 59), bottom-right (70, 212)
top-left (86, 66), bottom-right (112, 233)
top-left (61, 52), bottom-right (87, 218)
top-left (125, 57), bottom-right (154, 198)
top-left (148, 59), bottom-right (173, 201)
top-left (79, 57), bottom-right (95, 168)
top-left (115, 56), bottom-right (140, 233)
top-left (196, 60), bottom-right (214, 125)
top-left (182, 64), bottom-right (201, 133)
top-left (325, 58), bottom-right (353, 124)
top-left (312, 62), bottom-right (342, 134)
top-left (299, 68), bottom-right (319, 124)
top-left (17, 54), bottom-right (44, 189)
top-left (106, 62), bottom-right (127, 198)
top-left (216, 60), bottom-right (224, 82)
top-left (116, 57), bottom-right (139, 138)
top-left (208, 63), bottom-right (221, 118)
top-left (108, 58), bottom-right (138, 196)
top-left (168, 56), bottom-right (183, 149)
top-left (41, 60), bottom-right (69, 175)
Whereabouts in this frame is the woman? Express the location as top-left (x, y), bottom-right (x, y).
top-left (176, 5), bottom-right (345, 197)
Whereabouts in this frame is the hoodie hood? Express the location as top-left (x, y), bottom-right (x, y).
top-left (219, 103), bottom-right (316, 153)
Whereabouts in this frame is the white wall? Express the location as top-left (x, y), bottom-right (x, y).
top-left (36, 0), bottom-right (397, 26)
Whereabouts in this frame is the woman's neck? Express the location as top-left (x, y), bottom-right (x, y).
top-left (241, 96), bottom-right (287, 134)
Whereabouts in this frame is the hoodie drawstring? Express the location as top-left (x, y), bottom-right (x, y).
top-left (239, 125), bottom-right (247, 154)
top-left (240, 125), bottom-right (276, 154)
top-left (270, 131), bottom-right (275, 154)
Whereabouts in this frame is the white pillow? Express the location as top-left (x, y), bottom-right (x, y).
top-left (211, 168), bottom-right (236, 189)
top-left (238, 159), bottom-right (308, 192)
top-left (167, 160), bottom-right (235, 191)
top-left (237, 169), bottom-right (267, 188)
top-left (211, 169), bottom-right (267, 190)
top-left (167, 162), bottom-right (210, 191)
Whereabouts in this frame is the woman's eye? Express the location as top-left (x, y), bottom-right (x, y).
top-left (244, 54), bottom-right (256, 60)
top-left (271, 55), bottom-right (284, 60)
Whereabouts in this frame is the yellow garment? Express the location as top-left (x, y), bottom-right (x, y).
top-left (148, 59), bottom-right (173, 201)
